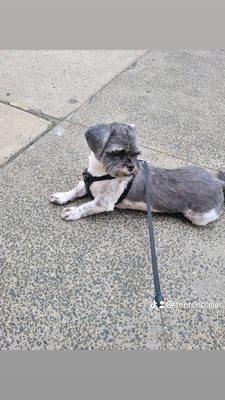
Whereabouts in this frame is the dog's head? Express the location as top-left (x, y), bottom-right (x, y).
top-left (85, 122), bottom-right (140, 177)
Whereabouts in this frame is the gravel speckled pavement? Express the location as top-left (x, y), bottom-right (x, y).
top-left (0, 51), bottom-right (225, 349)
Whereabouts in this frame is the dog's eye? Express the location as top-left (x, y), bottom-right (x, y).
top-left (111, 150), bottom-right (125, 157)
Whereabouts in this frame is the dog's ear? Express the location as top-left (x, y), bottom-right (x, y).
top-left (85, 124), bottom-right (112, 158)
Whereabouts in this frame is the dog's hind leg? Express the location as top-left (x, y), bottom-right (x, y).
top-left (50, 181), bottom-right (87, 205)
top-left (184, 208), bottom-right (220, 226)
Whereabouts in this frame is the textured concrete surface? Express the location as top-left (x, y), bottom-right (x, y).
top-left (0, 50), bottom-right (146, 118)
top-left (0, 121), bottom-right (224, 350)
top-left (0, 103), bottom-right (50, 165)
top-left (68, 50), bottom-right (225, 170)
top-left (0, 123), bottom-right (162, 350)
top-left (1, 51), bottom-right (225, 350)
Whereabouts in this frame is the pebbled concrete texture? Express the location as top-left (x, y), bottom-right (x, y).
top-left (0, 50), bottom-right (146, 118)
top-left (0, 123), bottom-right (163, 350)
top-left (1, 51), bottom-right (225, 350)
top-left (0, 103), bottom-right (50, 165)
top-left (67, 50), bottom-right (225, 170)
top-left (0, 121), bottom-right (224, 350)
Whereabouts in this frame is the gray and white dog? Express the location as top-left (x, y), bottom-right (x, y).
top-left (50, 122), bottom-right (225, 226)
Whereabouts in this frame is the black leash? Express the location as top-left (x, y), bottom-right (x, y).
top-left (143, 161), bottom-right (164, 309)
top-left (83, 164), bottom-right (164, 306)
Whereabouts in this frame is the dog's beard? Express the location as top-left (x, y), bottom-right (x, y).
top-left (105, 161), bottom-right (138, 177)
top-left (108, 165), bottom-right (131, 177)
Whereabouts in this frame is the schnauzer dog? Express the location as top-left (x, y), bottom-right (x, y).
top-left (50, 122), bottom-right (225, 226)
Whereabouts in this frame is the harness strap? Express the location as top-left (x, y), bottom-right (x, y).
top-left (82, 169), bottom-right (115, 197)
top-left (82, 168), bottom-right (134, 205)
top-left (115, 177), bottom-right (134, 205)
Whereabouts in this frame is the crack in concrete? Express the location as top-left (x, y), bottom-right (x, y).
top-left (0, 99), bottom-right (61, 123)
top-left (63, 50), bottom-right (150, 121)
top-left (0, 122), bottom-right (56, 169)
top-left (0, 51), bottom-right (150, 168)
top-left (0, 50), bottom-right (217, 173)
top-left (60, 119), bottom-right (217, 172)
top-left (139, 143), bottom-right (216, 172)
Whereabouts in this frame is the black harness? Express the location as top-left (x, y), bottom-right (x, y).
top-left (82, 168), bottom-right (134, 205)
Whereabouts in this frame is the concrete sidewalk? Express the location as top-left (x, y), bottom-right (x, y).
top-left (0, 50), bottom-right (145, 164)
top-left (0, 51), bottom-right (224, 349)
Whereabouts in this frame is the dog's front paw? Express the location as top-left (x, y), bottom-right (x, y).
top-left (50, 192), bottom-right (70, 205)
top-left (61, 207), bottom-right (80, 221)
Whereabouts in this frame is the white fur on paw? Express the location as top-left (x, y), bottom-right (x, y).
top-left (50, 192), bottom-right (71, 205)
top-left (61, 207), bottom-right (80, 221)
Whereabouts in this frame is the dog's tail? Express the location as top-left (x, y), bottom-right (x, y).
top-left (218, 171), bottom-right (225, 196)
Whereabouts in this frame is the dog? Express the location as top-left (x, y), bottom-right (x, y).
top-left (50, 122), bottom-right (225, 226)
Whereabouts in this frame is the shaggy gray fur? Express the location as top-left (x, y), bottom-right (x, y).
top-left (51, 122), bottom-right (225, 225)
top-left (86, 122), bottom-right (140, 177)
top-left (127, 161), bottom-right (225, 215)
top-left (86, 122), bottom-right (225, 219)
